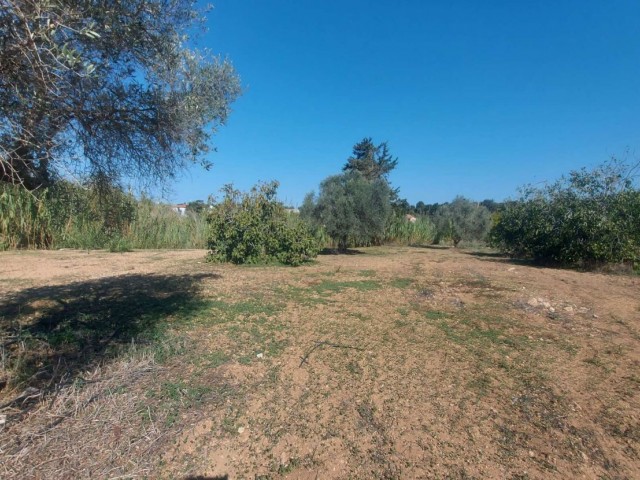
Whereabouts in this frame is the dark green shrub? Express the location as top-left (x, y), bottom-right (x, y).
top-left (206, 182), bottom-right (319, 266)
top-left (491, 160), bottom-right (640, 267)
top-left (300, 172), bottom-right (392, 251)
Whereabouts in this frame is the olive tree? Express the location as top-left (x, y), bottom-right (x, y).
top-left (433, 196), bottom-right (492, 246)
top-left (1, 0), bottom-right (241, 189)
top-left (301, 172), bottom-right (392, 251)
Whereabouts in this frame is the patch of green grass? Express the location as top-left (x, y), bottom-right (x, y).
top-left (202, 350), bottom-right (229, 368)
top-left (273, 285), bottom-right (330, 306)
top-left (390, 277), bottom-right (413, 289)
top-left (455, 276), bottom-right (490, 289)
top-left (205, 298), bottom-right (281, 320)
top-left (237, 355), bottom-right (253, 365)
top-left (223, 315), bottom-right (288, 364)
top-left (274, 279), bottom-right (382, 307)
top-left (146, 380), bottom-right (213, 427)
top-left (583, 355), bottom-right (609, 371)
top-left (346, 360), bottom-right (363, 375)
top-left (438, 318), bottom-right (505, 347)
top-left (154, 381), bottom-right (211, 403)
top-left (348, 312), bottom-right (371, 321)
top-left (435, 311), bottom-right (535, 363)
top-left (467, 371), bottom-right (492, 395)
top-left (311, 279), bottom-right (382, 295)
top-left (358, 269), bottom-right (377, 277)
top-left (425, 310), bottom-right (448, 320)
top-left (108, 236), bottom-right (133, 253)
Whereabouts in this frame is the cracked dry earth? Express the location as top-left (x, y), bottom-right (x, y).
top-left (1, 247), bottom-right (639, 479)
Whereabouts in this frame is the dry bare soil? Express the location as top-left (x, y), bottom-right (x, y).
top-left (0, 247), bottom-right (639, 479)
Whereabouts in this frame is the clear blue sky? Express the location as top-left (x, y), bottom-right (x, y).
top-left (167, 0), bottom-right (640, 206)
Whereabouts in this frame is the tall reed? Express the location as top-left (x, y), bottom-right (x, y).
top-left (1, 183), bottom-right (208, 250)
top-left (0, 184), bottom-right (52, 249)
top-left (127, 200), bottom-right (207, 249)
top-left (383, 214), bottom-right (436, 246)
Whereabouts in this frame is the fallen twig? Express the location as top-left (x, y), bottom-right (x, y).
top-left (299, 340), bottom-right (364, 367)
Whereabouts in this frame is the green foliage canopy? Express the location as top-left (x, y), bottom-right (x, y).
top-left (491, 159), bottom-right (640, 266)
top-left (433, 196), bottom-right (492, 246)
top-left (301, 173), bottom-right (392, 251)
top-left (1, 0), bottom-right (241, 189)
top-left (206, 182), bottom-right (319, 266)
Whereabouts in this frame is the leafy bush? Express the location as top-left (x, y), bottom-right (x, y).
top-left (206, 182), bottom-right (319, 266)
top-left (490, 159), bottom-right (640, 267)
top-left (432, 196), bottom-right (492, 246)
top-left (300, 172), bottom-right (392, 251)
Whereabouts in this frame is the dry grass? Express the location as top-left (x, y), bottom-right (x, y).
top-left (1, 247), bottom-right (639, 479)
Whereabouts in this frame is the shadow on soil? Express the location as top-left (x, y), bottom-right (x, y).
top-left (183, 476), bottom-right (229, 480)
top-left (461, 249), bottom-right (537, 266)
top-left (0, 272), bottom-right (220, 401)
top-left (409, 244), bottom-right (452, 250)
top-left (319, 247), bottom-right (366, 255)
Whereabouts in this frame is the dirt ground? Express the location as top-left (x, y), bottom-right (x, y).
top-left (1, 247), bottom-right (639, 479)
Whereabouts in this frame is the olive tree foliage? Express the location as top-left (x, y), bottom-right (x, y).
top-left (433, 196), bottom-right (492, 247)
top-left (300, 172), bottom-right (392, 251)
top-left (0, 0), bottom-right (241, 190)
top-left (206, 182), bottom-right (319, 266)
top-left (490, 159), bottom-right (640, 266)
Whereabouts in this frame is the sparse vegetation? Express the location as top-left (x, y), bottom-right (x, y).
top-left (1, 246), bottom-right (639, 479)
top-left (2, 2), bottom-right (638, 477)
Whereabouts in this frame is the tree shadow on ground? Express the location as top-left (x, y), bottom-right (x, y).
top-left (319, 247), bottom-right (366, 255)
top-left (461, 249), bottom-right (536, 265)
top-left (409, 244), bottom-right (452, 250)
top-left (0, 272), bottom-right (220, 400)
top-left (183, 476), bottom-right (229, 480)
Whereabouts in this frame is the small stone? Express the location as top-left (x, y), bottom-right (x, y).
top-left (527, 298), bottom-right (539, 307)
top-left (564, 306), bottom-right (574, 313)
top-left (256, 353), bottom-right (264, 359)
top-left (592, 314), bottom-right (599, 319)
top-left (237, 426), bottom-right (245, 434)
top-left (528, 450), bottom-right (535, 458)
top-left (548, 307), bottom-right (556, 313)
